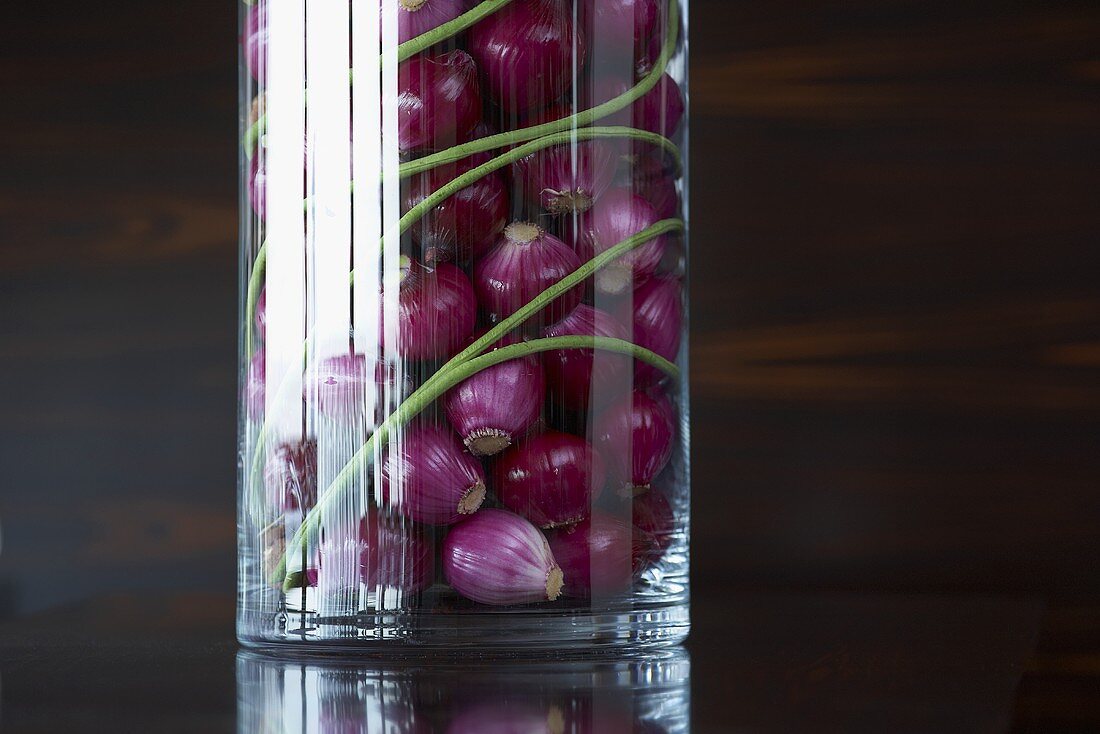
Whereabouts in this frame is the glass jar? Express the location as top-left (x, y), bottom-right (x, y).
top-left (237, 648), bottom-right (690, 731)
top-left (238, 0), bottom-right (689, 650)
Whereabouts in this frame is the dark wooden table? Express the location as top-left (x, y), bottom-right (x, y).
top-left (1, 1), bottom-right (1098, 730)
top-left (0, 591), bottom-right (1097, 732)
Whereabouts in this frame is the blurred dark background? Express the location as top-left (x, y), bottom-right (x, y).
top-left (2, 1), bottom-right (1099, 623)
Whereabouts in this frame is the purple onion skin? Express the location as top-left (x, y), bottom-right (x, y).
top-left (495, 430), bottom-right (606, 528)
top-left (358, 508), bottom-right (435, 593)
top-left (468, 0), bottom-right (586, 113)
top-left (443, 339), bottom-right (545, 456)
top-left (244, 349), bottom-right (266, 418)
top-left (632, 487), bottom-right (675, 556)
top-left (305, 354), bottom-right (408, 424)
top-left (632, 168), bottom-right (679, 220)
top-left (264, 438), bottom-right (318, 513)
top-left (619, 274), bottom-right (682, 386)
top-left (635, 73), bottom-right (685, 138)
top-left (380, 423), bottom-right (487, 525)
top-left (474, 222), bottom-right (584, 324)
top-left (581, 0), bottom-right (663, 60)
top-left (443, 509), bottom-right (564, 605)
top-left (584, 188), bottom-right (667, 294)
top-left (398, 50), bottom-right (482, 153)
top-left (578, 72), bottom-right (683, 139)
top-left (383, 260), bottom-right (477, 360)
top-left (542, 304), bottom-right (631, 411)
top-left (243, 3), bottom-right (267, 82)
top-left (391, 0), bottom-right (468, 45)
top-left (548, 510), bottom-right (655, 597)
top-left (594, 390), bottom-right (675, 496)
top-left (513, 141), bottom-right (616, 215)
top-left (405, 156), bottom-right (509, 266)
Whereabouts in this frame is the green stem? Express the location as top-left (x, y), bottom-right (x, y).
top-left (244, 242), bottom-right (267, 357)
top-left (244, 112), bottom-right (265, 160)
top-left (398, 0), bottom-right (680, 178)
top-left (275, 335), bottom-right (677, 589)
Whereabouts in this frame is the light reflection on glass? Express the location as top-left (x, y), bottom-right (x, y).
top-left (237, 647), bottom-right (689, 733)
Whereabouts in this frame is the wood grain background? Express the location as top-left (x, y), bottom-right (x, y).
top-left (1, 1), bottom-right (1099, 617)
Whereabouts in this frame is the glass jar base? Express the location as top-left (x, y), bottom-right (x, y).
top-left (238, 602), bottom-right (689, 653)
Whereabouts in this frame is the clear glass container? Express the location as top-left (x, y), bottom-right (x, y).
top-left (238, 0), bottom-right (689, 650)
top-left (237, 648), bottom-right (690, 732)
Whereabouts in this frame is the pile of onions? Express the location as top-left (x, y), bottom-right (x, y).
top-left (242, 0), bottom-right (688, 611)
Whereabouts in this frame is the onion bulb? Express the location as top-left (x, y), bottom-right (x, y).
top-left (443, 509), bottom-right (564, 605)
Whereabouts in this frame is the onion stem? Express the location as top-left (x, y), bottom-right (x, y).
top-left (244, 241), bottom-right (267, 357)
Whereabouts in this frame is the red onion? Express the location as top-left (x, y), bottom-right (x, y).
top-left (404, 135), bottom-right (510, 265)
top-left (548, 510), bottom-right (655, 597)
top-left (473, 222), bottom-right (584, 324)
top-left (542, 304), bottom-right (631, 411)
top-left (634, 73), bottom-right (685, 139)
top-left (619, 274), bottom-right (682, 385)
top-left (443, 335), bottom-right (545, 456)
top-left (494, 430), bottom-right (606, 528)
top-left (244, 349), bottom-right (265, 418)
top-left (380, 422), bottom-right (486, 525)
top-left (594, 390), bottom-right (675, 496)
top-left (513, 141), bottom-right (616, 215)
top-left (443, 509), bottom-right (564, 605)
top-left (305, 353), bottom-right (408, 425)
top-left (398, 50), bottom-right (482, 153)
top-left (631, 168), bottom-right (679, 220)
top-left (243, 3), bottom-right (267, 82)
top-left (390, 0), bottom-right (468, 45)
top-left (583, 188), bottom-right (667, 294)
top-left (382, 258), bottom-right (477, 360)
top-left (264, 438), bottom-right (318, 513)
top-left (581, 0), bottom-right (663, 63)
top-left (357, 508), bottom-right (435, 592)
top-left (632, 487), bottom-right (674, 555)
top-left (468, 0), bottom-right (586, 113)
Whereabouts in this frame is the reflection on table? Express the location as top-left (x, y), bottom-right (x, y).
top-left (237, 647), bottom-right (689, 733)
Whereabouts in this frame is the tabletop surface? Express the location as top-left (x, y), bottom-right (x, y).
top-left (2, 591), bottom-right (1098, 733)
